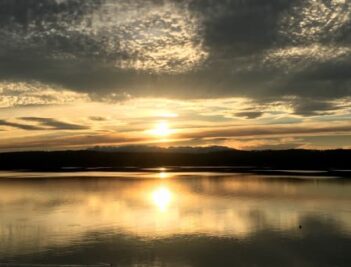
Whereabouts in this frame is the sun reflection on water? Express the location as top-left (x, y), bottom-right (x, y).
top-left (151, 186), bottom-right (172, 212)
top-left (158, 171), bottom-right (169, 179)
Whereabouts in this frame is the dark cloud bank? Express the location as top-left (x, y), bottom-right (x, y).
top-left (0, 0), bottom-right (350, 115)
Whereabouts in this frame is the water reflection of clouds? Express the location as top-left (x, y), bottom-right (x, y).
top-left (0, 174), bottom-right (350, 258)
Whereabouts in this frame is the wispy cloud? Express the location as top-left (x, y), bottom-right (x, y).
top-left (0, 81), bottom-right (89, 108)
top-left (1, 119), bottom-right (351, 151)
top-left (20, 117), bottom-right (89, 130)
top-left (179, 122), bottom-right (351, 140)
top-left (0, 132), bottom-right (147, 151)
top-left (0, 117), bottom-right (88, 131)
top-left (89, 116), bottom-right (107, 122)
top-left (0, 119), bottom-right (43, 131)
top-left (235, 112), bottom-right (263, 119)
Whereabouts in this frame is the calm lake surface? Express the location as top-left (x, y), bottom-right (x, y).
top-left (0, 171), bottom-right (350, 267)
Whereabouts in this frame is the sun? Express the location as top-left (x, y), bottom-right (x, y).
top-left (150, 121), bottom-right (172, 137)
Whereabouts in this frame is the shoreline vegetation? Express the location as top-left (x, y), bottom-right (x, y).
top-left (1, 148), bottom-right (351, 177)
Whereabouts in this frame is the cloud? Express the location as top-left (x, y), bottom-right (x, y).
top-left (1, 117), bottom-right (351, 150)
top-left (20, 117), bottom-right (89, 130)
top-left (291, 97), bottom-right (351, 116)
top-left (0, 0), bottom-right (350, 115)
top-left (235, 112), bottom-right (263, 119)
top-left (293, 99), bottom-right (338, 116)
top-left (89, 116), bottom-right (107, 121)
top-left (0, 132), bottom-right (146, 151)
top-left (279, 0), bottom-right (350, 44)
top-left (0, 119), bottom-right (43, 131)
top-left (0, 81), bottom-right (89, 108)
top-left (0, 117), bottom-right (88, 131)
top-left (180, 122), bottom-right (351, 140)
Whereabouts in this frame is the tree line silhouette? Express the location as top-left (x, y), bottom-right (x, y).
top-left (0, 149), bottom-right (350, 171)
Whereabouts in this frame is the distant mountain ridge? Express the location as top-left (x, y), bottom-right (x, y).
top-left (89, 145), bottom-right (234, 154)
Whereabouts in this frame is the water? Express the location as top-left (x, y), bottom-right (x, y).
top-left (0, 171), bottom-right (350, 267)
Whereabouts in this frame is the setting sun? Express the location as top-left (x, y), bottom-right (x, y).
top-left (149, 121), bottom-right (172, 137)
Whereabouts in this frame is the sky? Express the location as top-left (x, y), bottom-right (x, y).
top-left (0, 0), bottom-right (351, 151)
